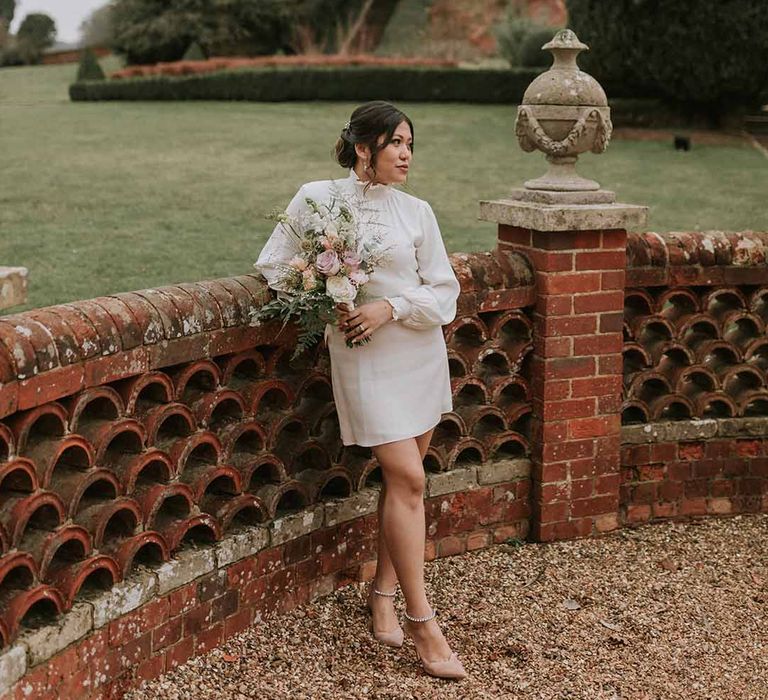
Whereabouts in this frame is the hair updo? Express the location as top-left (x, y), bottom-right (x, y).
top-left (333, 101), bottom-right (414, 179)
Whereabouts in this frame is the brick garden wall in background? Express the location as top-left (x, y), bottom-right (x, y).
top-left (0, 229), bottom-right (767, 697)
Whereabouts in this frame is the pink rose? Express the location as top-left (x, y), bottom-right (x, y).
top-left (315, 249), bottom-right (341, 276)
top-left (318, 236), bottom-right (334, 250)
top-left (349, 269), bottom-right (369, 285)
top-left (343, 250), bottom-right (362, 269)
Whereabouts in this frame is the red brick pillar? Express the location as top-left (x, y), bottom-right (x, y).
top-left (480, 201), bottom-right (647, 542)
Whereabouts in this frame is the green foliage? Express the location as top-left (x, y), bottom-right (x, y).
top-left (79, 3), bottom-right (115, 47)
top-left (77, 48), bottom-right (106, 81)
top-left (495, 1), bottom-right (560, 68)
top-left (69, 65), bottom-right (541, 103)
top-left (519, 28), bottom-right (558, 68)
top-left (182, 40), bottom-right (206, 61)
top-left (110, 0), bottom-right (299, 65)
top-left (17, 12), bottom-right (56, 48)
top-left (0, 0), bottom-right (15, 24)
top-left (566, 0), bottom-right (768, 119)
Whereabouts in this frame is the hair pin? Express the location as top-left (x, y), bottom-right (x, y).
top-left (343, 120), bottom-right (351, 131)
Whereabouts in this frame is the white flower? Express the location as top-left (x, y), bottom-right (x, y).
top-left (324, 222), bottom-right (338, 237)
top-left (326, 275), bottom-right (357, 303)
top-left (349, 269), bottom-right (369, 285)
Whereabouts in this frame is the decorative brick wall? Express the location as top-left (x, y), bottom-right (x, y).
top-left (0, 250), bottom-right (534, 697)
top-left (0, 227), bottom-right (766, 697)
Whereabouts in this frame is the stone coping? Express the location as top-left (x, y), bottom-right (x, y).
top-left (0, 458), bottom-right (531, 693)
top-left (621, 417), bottom-right (768, 445)
top-left (479, 198), bottom-right (649, 232)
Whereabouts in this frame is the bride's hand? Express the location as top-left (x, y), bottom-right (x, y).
top-left (336, 301), bottom-right (393, 343)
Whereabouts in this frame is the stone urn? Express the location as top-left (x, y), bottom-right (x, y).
top-left (514, 28), bottom-right (613, 202)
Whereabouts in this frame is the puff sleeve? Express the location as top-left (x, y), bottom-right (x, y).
top-left (253, 185), bottom-right (308, 301)
top-left (385, 200), bottom-right (460, 329)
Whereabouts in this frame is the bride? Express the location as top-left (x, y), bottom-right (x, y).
top-left (254, 100), bottom-right (466, 680)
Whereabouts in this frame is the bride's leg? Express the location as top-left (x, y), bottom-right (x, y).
top-left (369, 428), bottom-right (435, 629)
top-left (372, 433), bottom-right (453, 662)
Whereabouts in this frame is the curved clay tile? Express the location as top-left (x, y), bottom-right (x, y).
top-left (447, 349), bottom-right (470, 379)
top-left (1, 584), bottom-right (64, 637)
top-left (339, 448), bottom-right (378, 491)
top-left (486, 431), bottom-right (529, 460)
top-left (119, 448), bottom-right (175, 494)
top-left (293, 372), bottom-right (334, 406)
top-left (647, 393), bottom-right (695, 422)
top-left (430, 415), bottom-right (464, 450)
top-left (445, 437), bottom-right (487, 472)
top-left (6, 403), bottom-right (68, 454)
top-left (748, 287), bottom-right (768, 325)
top-left (249, 380), bottom-right (296, 419)
top-left (454, 405), bottom-right (505, 439)
top-left (170, 359), bottom-right (222, 403)
top-left (49, 554), bottom-right (121, 608)
top-left (0, 458), bottom-right (38, 495)
top-left (722, 366), bottom-right (766, 402)
top-left (444, 316), bottom-right (489, 348)
top-left (59, 468), bottom-right (122, 518)
top-left (745, 339), bottom-right (768, 372)
top-left (290, 440), bottom-right (333, 475)
top-left (268, 415), bottom-right (309, 457)
top-left (2, 491), bottom-right (65, 549)
top-left (200, 493), bottom-right (269, 532)
top-left (113, 371), bottom-right (174, 416)
top-left (486, 309), bottom-right (533, 347)
top-left (169, 430), bottom-right (222, 476)
top-left (65, 386), bottom-right (124, 433)
top-left (142, 402), bottom-right (196, 450)
top-left (473, 346), bottom-right (518, 383)
top-left (180, 463), bottom-right (242, 503)
top-left (136, 482), bottom-right (195, 532)
top-left (38, 524), bottom-right (92, 581)
top-left (159, 512), bottom-right (222, 553)
top-left (239, 456), bottom-right (287, 492)
top-left (218, 349), bottom-right (268, 389)
top-left (741, 389), bottom-right (768, 416)
top-left (624, 288), bottom-right (656, 322)
top-left (108, 530), bottom-right (170, 578)
top-left (87, 418), bottom-right (146, 469)
top-left (24, 434), bottom-right (93, 489)
top-left (75, 496), bottom-right (142, 549)
top-left (218, 420), bottom-right (268, 466)
top-left (678, 366), bottom-right (720, 397)
top-left (452, 377), bottom-right (490, 408)
top-left (722, 312), bottom-right (765, 351)
top-left (294, 466), bottom-right (353, 502)
top-left (657, 288), bottom-right (700, 328)
top-left (694, 392), bottom-right (738, 419)
top-left (627, 371), bottom-right (673, 404)
top-left (192, 388), bottom-right (246, 432)
top-left (0, 423), bottom-right (16, 461)
top-left (696, 339), bottom-right (742, 373)
top-left (621, 399), bottom-right (651, 425)
top-left (702, 287), bottom-right (748, 321)
top-left (253, 480), bottom-right (311, 519)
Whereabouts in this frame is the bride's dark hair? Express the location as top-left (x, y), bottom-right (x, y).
top-left (334, 101), bottom-right (414, 179)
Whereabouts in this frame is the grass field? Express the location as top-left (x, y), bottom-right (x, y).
top-left (1, 58), bottom-right (766, 312)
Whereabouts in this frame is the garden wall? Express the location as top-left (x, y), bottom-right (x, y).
top-left (0, 229), bottom-right (766, 697)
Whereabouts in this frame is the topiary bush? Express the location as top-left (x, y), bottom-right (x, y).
top-left (76, 47), bottom-right (106, 81)
top-left (182, 40), bottom-right (206, 61)
top-left (566, 0), bottom-right (768, 122)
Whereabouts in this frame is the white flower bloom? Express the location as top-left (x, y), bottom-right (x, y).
top-left (326, 275), bottom-right (357, 303)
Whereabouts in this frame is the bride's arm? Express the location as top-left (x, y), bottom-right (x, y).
top-left (385, 200), bottom-right (460, 329)
top-left (253, 184), bottom-right (308, 300)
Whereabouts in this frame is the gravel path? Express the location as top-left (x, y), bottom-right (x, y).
top-left (126, 514), bottom-right (768, 700)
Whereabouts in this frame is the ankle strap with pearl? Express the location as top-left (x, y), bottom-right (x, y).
top-left (372, 585), bottom-right (397, 597)
top-left (404, 608), bottom-right (437, 623)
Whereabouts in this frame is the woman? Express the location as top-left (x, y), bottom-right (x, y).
top-left (254, 101), bottom-right (466, 680)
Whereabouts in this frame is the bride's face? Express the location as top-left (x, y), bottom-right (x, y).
top-left (358, 120), bottom-right (413, 185)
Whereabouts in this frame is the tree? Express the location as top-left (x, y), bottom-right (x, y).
top-left (566, 0), bottom-right (768, 121)
top-left (15, 12), bottom-right (56, 64)
top-left (77, 47), bottom-right (106, 80)
top-left (0, 0), bottom-right (15, 50)
top-left (80, 2), bottom-right (115, 47)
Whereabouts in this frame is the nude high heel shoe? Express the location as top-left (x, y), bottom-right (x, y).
top-left (403, 608), bottom-right (467, 680)
top-left (366, 583), bottom-right (404, 648)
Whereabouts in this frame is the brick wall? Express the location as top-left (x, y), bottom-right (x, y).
top-left (1, 227), bottom-right (767, 697)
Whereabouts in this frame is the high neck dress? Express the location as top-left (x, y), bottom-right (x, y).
top-left (254, 169), bottom-right (461, 447)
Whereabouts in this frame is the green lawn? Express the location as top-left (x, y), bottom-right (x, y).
top-left (1, 58), bottom-right (766, 312)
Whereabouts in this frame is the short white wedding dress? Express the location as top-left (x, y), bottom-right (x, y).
top-left (254, 169), bottom-right (461, 447)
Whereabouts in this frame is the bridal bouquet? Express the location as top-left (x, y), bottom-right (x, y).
top-left (250, 195), bottom-right (393, 360)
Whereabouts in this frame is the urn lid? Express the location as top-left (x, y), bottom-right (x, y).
top-left (522, 29), bottom-right (608, 107)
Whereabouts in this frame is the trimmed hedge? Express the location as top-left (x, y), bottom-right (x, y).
top-left (69, 65), bottom-right (542, 103)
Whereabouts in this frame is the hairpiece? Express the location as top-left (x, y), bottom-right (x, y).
top-left (343, 120), bottom-right (351, 131)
